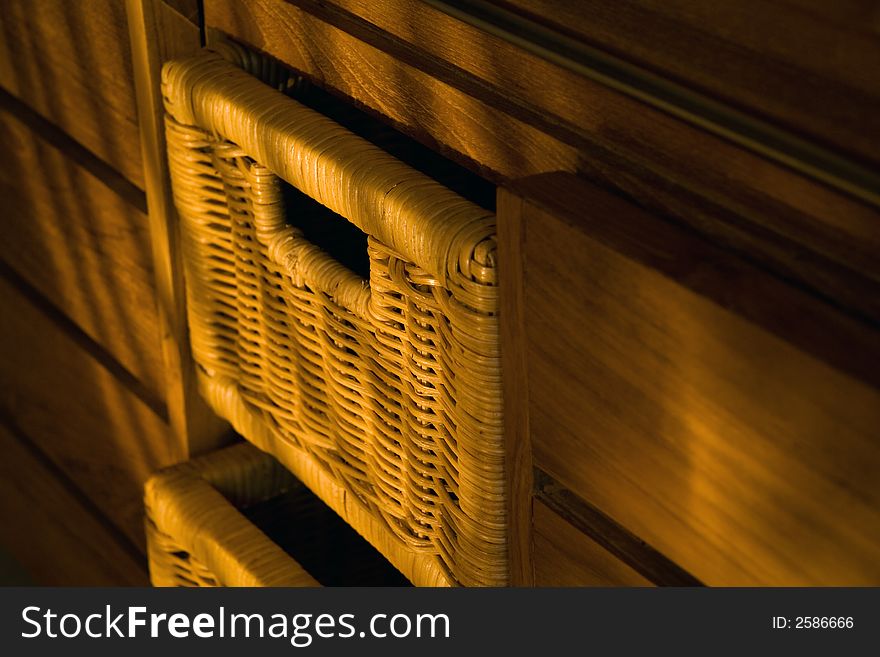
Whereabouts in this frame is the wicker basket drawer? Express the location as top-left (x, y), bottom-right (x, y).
top-left (145, 442), bottom-right (319, 587)
top-left (146, 441), bottom-right (410, 587)
top-left (164, 48), bottom-right (504, 587)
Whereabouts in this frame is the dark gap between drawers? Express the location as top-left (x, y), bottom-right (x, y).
top-left (274, 78), bottom-right (496, 281)
top-left (280, 184), bottom-right (372, 280)
top-left (290, 82), bottom-right (496, 212)
top-left (239, 481), bottom-right (412, 587)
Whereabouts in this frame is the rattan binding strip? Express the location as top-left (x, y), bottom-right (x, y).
top-left (145, 442), bottom-right (320, 587)
top-left (163, 50), bottom-right (505, 586)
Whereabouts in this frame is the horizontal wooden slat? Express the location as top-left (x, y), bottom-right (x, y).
top-left (0, 274), bottom-right (180, 550)
top-left (0, 0), bottom-right (144, 188)
top-left (206, 0), bottom-right (880, 326)
top-left (0, 104), bottom-right (165, 405)
top-left (0, 421), bottom-right (148, 585)
top-left (206, 0), bottom-right (578, 178)
top-left (503, 174), bottom-right (880, 585)
top-left (533, 499), bottom-right (651, 587)
top-left (493, 0), bottom-right (880, 164)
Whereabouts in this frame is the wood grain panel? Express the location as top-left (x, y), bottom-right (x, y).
top-left (0, 106), bottom-right (165, 405)
top-left (205, 0), bottom-right (580, 176)
top-left (205, 0), bottom-right (880, 327)
top-left (503, 174), bottom-right (880, 585)
top-left (0, 275), bottom-right (180, 550)
top-left (493, 0), bottom-right (880, 164)
top-left (0, 0), bottom-right (144, 188)
top-left (0, 421), bottom-right (148, 585)
top-left (533, 499), bottom-right (651, 587)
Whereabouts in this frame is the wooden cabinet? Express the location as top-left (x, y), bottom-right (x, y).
top-left (0, 0), bottom-right (877, 585)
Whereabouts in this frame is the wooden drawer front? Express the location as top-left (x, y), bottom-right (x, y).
top-left (502, 174), bottom-right (880, 586)
top-left (533, 500), bottom-right (650, 587)
top-left (491, 0), bottom-right (880, 166)
top-left (0, 423), bottom-right (147, 585)
top-left (0, 275), bottom-right (177, 550)
top-left (0, 106), bottom-right (165, 404)
top-left (0, 0), bottom-right (143, 187)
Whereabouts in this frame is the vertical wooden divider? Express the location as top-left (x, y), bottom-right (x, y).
top-left (497, 186), bottom-right (535, 585)
top-left (126, 0), bottom-right (231, 457)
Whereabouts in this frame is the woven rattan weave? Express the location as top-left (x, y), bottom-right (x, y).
top-left (163, 49), bottom-right (505, 586)
top-left (145, 442), bottom-right (320, 587)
